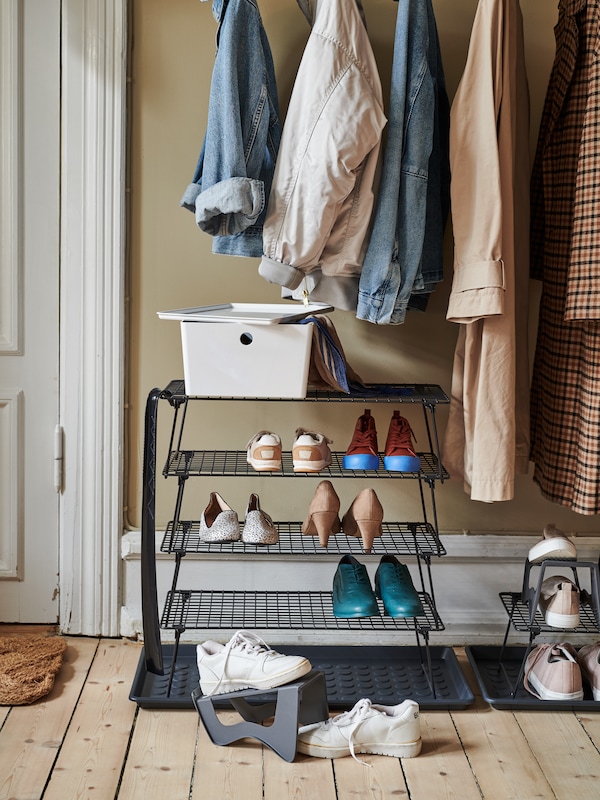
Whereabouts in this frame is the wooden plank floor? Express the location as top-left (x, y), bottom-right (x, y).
top-left (1, 632), bottom-right (600, 799)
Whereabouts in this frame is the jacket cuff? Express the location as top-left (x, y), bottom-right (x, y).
top-left (258, 257), bottom-right (305, 290)
top-left (450, 259), bottom-right (504, 293)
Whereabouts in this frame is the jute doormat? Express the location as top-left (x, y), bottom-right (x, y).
top-left (0, 635), bottom-right (68, 705)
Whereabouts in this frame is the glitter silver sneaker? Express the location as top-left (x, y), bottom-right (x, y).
top-left (199, 492), bottom-right (240, 543)
top-left (242, 493), bottom-right (279, 545)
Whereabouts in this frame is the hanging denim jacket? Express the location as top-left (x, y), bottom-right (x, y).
top-left (180, 0), bottom-right (282, 258)
top-left (356, 0), bottom-right (450, 324)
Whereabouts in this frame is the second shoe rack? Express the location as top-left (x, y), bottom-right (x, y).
top-left (467, 554), bottom-right (600, 710)
top-left (132, 379), bottom-right (475, 710)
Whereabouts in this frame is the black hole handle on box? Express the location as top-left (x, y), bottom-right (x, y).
top-left (240, 332), bottom-right (253, 345)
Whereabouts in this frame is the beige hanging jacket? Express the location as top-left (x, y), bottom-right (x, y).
top-left (442, 0), bottom-right (530, 502)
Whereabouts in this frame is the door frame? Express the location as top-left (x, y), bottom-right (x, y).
top-left (59, 0), bottom-right (127, 635)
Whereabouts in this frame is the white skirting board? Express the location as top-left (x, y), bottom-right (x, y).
top-left (120, 532), bottom-right (600, 647)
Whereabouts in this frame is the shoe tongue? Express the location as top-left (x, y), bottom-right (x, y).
top-left (550, 644), bottom-right (576, 663)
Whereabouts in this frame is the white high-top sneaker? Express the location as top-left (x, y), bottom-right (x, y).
top-left (297, 697), bottom-right (421, 763)
top-left (196, 630), bottom-right (311, 696)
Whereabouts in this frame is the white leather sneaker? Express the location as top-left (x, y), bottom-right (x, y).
top-left (297, 697), bottom-right (422, 763)
top-left (196, 630), bottom-right (311, 696)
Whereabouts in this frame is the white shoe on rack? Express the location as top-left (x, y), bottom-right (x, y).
top-left (246, 431), bottom-right (282, 472)
top-left (292, 428), bottom-right (332, 472)
top-left (297, 697), bottom-right (422, 763)
top-left (196, 630), bottom-right (311, 696)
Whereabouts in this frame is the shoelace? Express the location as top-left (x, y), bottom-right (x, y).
top-left (209, 630), bottom-right (275, 696)
top-left (524, 643), bottom-right (578, 700)
top-left (388, 417), bottom-right (417, 452)
top-left (348, 563), bottom-right (370, 584)
top-left (351, 428), bottom-right (377, 448)
top-left (323, 698), bottom-right (374, 766)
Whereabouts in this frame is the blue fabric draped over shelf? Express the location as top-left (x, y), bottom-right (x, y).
top-left (300, 316), bottom-right (414, 397)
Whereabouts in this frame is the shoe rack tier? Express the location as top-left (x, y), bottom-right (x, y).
top-left (162, 521), bottom-right (445, 558)
top-left (163, 449), bottom-right (448, 481)
top-left (160, 589), bottom-right (444, 635)
top-left (132, 380), bottom-right (473, 711)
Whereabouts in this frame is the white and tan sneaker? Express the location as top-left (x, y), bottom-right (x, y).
top-left (246, 431), bottom-right (282, 472)
top-left (297, 697), bottom-right (422, 763)
top-left (292, 428), bottom-right (332, 472)
top-left (196, 630), bottom-right (311, 696)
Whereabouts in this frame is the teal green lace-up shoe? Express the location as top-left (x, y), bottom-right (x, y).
top-left (332, 555), bottom-right (379, 618)
top-left (374, 555), bottom-right (424, 617)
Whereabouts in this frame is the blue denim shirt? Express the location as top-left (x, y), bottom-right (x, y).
top-left (356, 0), bottom-right (450, 324)
top-left (180, 0), bottom-right (282, 258)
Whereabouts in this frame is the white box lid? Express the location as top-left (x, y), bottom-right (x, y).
top-left (157, 302), bottom-right (333, 325)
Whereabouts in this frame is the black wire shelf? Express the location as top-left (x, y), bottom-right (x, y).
top-left (161, 380), bottom-right (450, 405)
top-left (159, 590), bottom-right (444, 633)
top-left (161, 520), bottom-right (446, 558)
top-left (162, 449), bottom-right (448, 481)
top-left (499, 591), bottom-right (600, 633)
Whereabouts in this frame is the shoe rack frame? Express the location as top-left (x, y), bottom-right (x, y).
top-left (465, 557), bottom-right (600, 707)
top-left (497, 558), bottom-right (600, 698)
top-left (133, 379), bottom-right (474, 710)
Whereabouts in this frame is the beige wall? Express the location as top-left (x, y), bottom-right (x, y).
top-left (127, 0), bottom-right (600, 537)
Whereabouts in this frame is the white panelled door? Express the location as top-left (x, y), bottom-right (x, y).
top-left (0, 1), bottom-right (60, 622)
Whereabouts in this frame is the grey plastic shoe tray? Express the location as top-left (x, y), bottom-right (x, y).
top-left (130, 643), bottom-right (474, 710)
top-left (466, 645), bottom-right (600, 711)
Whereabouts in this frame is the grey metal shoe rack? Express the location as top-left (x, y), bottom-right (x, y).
top-left (130, 379), bottom-right (475, 710)
top-left (466, 556), bottom-right (600, 709)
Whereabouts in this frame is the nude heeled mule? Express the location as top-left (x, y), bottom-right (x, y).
top-left (341, 488), bottom-right (384, 553)
top-left (302, 480), bottom-right (341, 547)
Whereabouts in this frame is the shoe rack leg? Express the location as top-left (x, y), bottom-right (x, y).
top-left (141, 387), bottom-right (164, 676)
top-left (414, 624), bottom-right (436, 699)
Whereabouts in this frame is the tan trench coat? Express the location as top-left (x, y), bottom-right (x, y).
top-left (441, 0), bottom-right (530, 502)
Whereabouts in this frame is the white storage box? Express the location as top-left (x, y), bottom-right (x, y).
top-left (180, 320), bottom-right (314, 398)
top-left (158, 302), bottom-right (332, 398)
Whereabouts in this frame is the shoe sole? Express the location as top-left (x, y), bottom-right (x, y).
top-left (200, 660), bottom-right (311, 696)
top-left (580, 672), bottom-right (600, 700)
top-left (297, 737), bottom-right (422, 759)
top-left (544, 610), bottom-right (580, 628)
top-left (247, 460), bottom-right (281, 472)
top-left (528, 540), bottom-right (577, 563)
top-left (383, 455), bottom-right (421, 472)
top-left (342, 454), bottom-right (380, 470)
top-left (199, 532), bottom-right (241, 542)
top-left (526, 670), bottom-right (584, 701)
top-left (293, 461), bottom-right (330, 472)
top-left (241, 533), bottom-right (279, 545)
